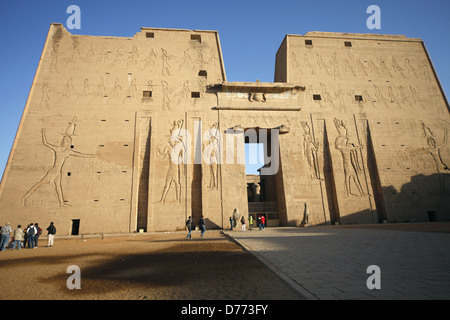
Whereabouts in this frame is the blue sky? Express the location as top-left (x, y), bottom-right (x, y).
top-left (0, 0), bottom-right (449, 177)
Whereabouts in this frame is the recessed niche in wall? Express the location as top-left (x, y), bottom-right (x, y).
top-left (355, 95), bottom-right (363, 102)
top-left (191, 34), bottom-right (201, 43)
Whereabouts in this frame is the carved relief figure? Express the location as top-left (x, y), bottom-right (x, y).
top-left (158, 120), bottom-right (186, 203)
top-left (249, 92), bottom-right (266, 103)
top-left (127, 46), bottom-right (139, 66)
top-left (161, 80), bottom-right (171, 110)
top-left (335, 86), bottom-right (346, 113)
top-left (367, 59), bottom-right (381, 77)
top-left (373, 85), bottom-right (389, 108)
top-left (177, 80), bottom-right (190, 103)
top-left (404, 58), bottom-right (418, 77)
top-left (301, 121), bottom-right (321, 180)
top-left (320, 83), bottom-right (335, 107)
top-left (420, 121), bottom-right (449, 172)
top-left (391, 56), bottom-right (406, 78)
top-left (59, 78), bottom-right (74, 100)
top-left (23, 127), bottom-right (95, 207)
top-left (178, 49), bottom-right (192, 71)
top-left (316, 53), bottom-right (331, 75)
top-left (110, 46), bottom-right (124, 66)
top-left (126, 79), bottom-right (137, 99)
top-left (203, 123), bottom-right (220, 190)
top-left (379, 57), bottom-right (393, 77)
top-left (64, 117), bottom-right (77, 136)
top-left (329, 52), bottom-right (340, 80)
top-left (141, 48), bottom-right (157, 71)
top-left (81, 79), bottom-right (90, 97)
top-left (197, 48), bottom-right (208, 67)
top-left (303, 53), bottom-right (316, 74)
top-left (50, 44), bottom-right (59, 71)
top-left (161, 48), bottom-right (171, 76)
top-left (344, 59), bottom-right (357, 77)
top-left (334, 118), bottom-right (365, 197)
top-left (291, 52), bottom-right (304, 74)
top-left (40, 83), bottom-right (51, 108)
top-left (356, 59), bottom-right (368, 77)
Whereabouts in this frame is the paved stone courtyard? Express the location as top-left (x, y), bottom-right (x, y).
top-left (225, 224), bottom-right (450, 300)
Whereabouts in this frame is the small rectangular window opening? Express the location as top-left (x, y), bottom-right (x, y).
top-left (191, 34), bottom-right (202, 43)
top-left (146, 32), bottom-right (154, 38)
top-left (355, 95), bottom-right (363, 102)
top-left (198, 70), bottom-right (207, 77)
top-left (313, 94), bottom-right (322, 101)
top-left (143, 91), bottom-right (152, 98)
top-left (345, 41), bottom-right (352, 47)
top-left (191, 92), bottom-right (200, 98)
top-left (305, 39), bottom-right (313, 46)
top-left (67, 172), bottom-right (71, 177)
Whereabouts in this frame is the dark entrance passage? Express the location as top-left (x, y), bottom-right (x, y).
top-left (244, 128), bottom-right (284, 227)
top-left (71, 219), bottom-right (80, 235)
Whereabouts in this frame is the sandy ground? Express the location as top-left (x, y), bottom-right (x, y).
top-left (0, 230), bottom-right (302, 300)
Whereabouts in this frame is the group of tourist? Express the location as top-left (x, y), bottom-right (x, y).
top-left (0, 222), bottom-right (57, 251)
top-left (185, 215), bottom-right (206, 240)
top-left (229, 211), bottom-right (266, 232)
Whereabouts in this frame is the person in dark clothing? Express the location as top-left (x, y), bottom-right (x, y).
top-left (199, 216), bottom-right (206, 238)
top-left (46, 222), bottom-right (56, 247)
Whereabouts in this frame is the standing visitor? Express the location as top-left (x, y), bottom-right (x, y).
top-left (240, 216), bottom-right (246, 232)
top-left (249, 216), bottom-right (253, 230)
top-left (0, 222), bottom-right (12, 251)
top-left (12, 225), bottom-right (24, 250)
top-left (46, 222), bottom-right (56, 247)
top-left (261, 215), bottom-right (266, 230)
top-left (185, 216), bottom-right (193, 240)
top-left (23, 224), bottom-right (29, 248)
top-left (199, 215), bottom-right (206, 238)
top-left (27, 223), bottom-right (37, 249)
top-left (34, 223), bottom-right (42, 248)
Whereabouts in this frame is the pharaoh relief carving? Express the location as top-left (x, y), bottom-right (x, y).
top-left (50, 44), bottom-right (59, 71)
top-left (177, 81), bottom-right (191, 103)
top-left (197, 48), bottom-right (208, 68)
top-left (157, 120), bottom-right (186, 203)
top-left (40, 82), bottom-right (52, 108)
top-left (141, 48), bottom-right (157, 71)
top-left (301, 121), bottom-right (322, 181)
top-left (334, 118), bottom-right (365, 197)
top-left (419, 120), bottom-right (449, 173)
top-left (23, 119), bottom-right (95, 207)
top-left (58, 78), bottom-right (75, 101)
top-left (161, 80), bottom-right (172, 110)
top-left (127, 46), bottom-right (140, 66)
top-left (202, 123), bottom-right (221, 190)
top-left (161, 48), bottom-right (172, 76)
